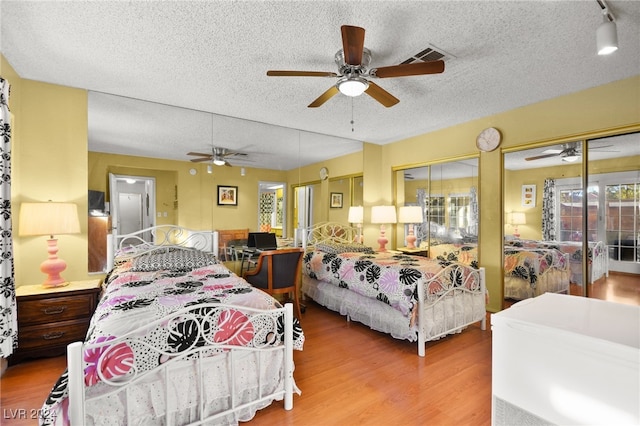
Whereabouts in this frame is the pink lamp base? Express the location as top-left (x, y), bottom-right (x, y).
top-left (41, 238), bottom-right (69, 288)
top-left (377, 225), bottom-right (388, 252)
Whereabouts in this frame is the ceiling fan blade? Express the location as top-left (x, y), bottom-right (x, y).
top-left (267, 70), bottom-right (338, 77)
top-left (187, 152), bottom-right (213, 157)
top-left (525, 153), bottom-right (562, 161)
top-left (364, 81), bottom-right (400, 108)
top-left (371, 61), bottom-right (445, 78)
top-left (190, 157), bottom-right (212, 163)
top-left (224, 161), bottom-right (232, 167)
top-left (341, 25), bottom-right (365, 65)
top-left (308, 86), bottom-right (340, 108)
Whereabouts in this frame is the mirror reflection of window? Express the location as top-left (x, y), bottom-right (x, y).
top-left (398, 158), bottom-right (478, 252)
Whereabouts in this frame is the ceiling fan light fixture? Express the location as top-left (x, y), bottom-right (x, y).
top-left (337, 77), bottom-right (369, 97)
top-left (562, 155), bottom-right (580, 163)
top-left (213, 158), bottom-right (226, 166)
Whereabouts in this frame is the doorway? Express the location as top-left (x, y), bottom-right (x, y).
top-left (109, 173), bottom-right (156, 246)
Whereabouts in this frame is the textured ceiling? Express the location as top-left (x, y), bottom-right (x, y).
top-left (2, 1), bottom-right (639, 171)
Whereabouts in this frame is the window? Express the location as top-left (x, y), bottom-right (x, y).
top-left (557, 185), bottom-right (598, 242)
top-left (606, 182), bottom-right (640, 262)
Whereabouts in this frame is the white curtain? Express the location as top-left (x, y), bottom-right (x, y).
top-left (0, 77), bottom-right (16, 358)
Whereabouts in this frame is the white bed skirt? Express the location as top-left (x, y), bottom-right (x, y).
top-left (504, 268), bottom-right (570, 300)
top-left (302, 275), bottom-right (485, 344)
top-left (302, 275), bottom-right (417, 341)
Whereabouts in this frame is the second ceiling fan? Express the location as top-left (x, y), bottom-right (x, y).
top-left (267, 25), bottom-right (445, 108)
top-left (187, 147), bottom-right (247, 167)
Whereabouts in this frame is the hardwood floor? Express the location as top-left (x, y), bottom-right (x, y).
top-left (1, 273), bottom-right (637, 425)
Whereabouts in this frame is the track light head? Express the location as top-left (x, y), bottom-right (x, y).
top-left (597, 19), bottom-right (618, 55)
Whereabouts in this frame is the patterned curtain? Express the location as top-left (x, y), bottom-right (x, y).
top-left (0, 77), bottom-right (16, 358)
top-left (542, 178), bottom-right (556, 241)
top-left (469, 186), bottom-right (479, 236)
top-left (415, 189), bottom-right (427, 245)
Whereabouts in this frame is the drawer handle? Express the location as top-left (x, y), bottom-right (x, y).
top-left (43, 331), bottom-right (65, 340)
top-left (43, 306), bottom-right (66, 315)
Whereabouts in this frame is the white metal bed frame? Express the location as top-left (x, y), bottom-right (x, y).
top-left (301, 222), bottom-right (486, 357)
top-left (66, 225), bottom-right (295, 425)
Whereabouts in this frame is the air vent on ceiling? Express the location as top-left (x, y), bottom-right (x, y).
top-left (401, 44), bottom-right (455, 65)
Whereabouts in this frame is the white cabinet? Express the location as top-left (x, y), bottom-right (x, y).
top-left (491, 293), bottom-right (639, 426)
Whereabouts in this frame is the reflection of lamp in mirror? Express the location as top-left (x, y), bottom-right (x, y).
top-left (398, 206), bottom-right (422, 249)
top-left (348, 206), bottom-right (364, 244)
top-left (510, 212), bottom-right (526, 238)
top-left (19, 202), bottom-right (81, 288)
top-left (371, 205), bottom-right (397, 252)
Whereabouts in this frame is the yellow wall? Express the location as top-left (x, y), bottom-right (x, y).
top-left (8, 70), bottom-right (89, 286)
top-left (89, 151), bottom-right (287, 232)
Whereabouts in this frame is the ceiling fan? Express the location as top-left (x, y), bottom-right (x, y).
top-left (266, 25), bottom-right (445, 108)
top-left (525, 142), bottom-right (616, 162)
top-left (187, 147), bottom-right (248, 167)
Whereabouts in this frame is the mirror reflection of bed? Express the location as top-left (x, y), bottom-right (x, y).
top-left (503, 132), bottom-right (640, 307)
top-left (397, 158), bottom-right (479, 266)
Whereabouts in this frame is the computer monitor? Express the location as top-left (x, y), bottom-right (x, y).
top-left (254, 233), bottom-right (278, 250)
top-left (247, 232), bottom-right (268, 248)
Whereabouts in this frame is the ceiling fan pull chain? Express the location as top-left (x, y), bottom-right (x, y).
top-left (351, 98), bottom-right (355, 132)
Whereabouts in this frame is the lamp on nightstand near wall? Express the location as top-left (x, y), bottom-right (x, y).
top-left (19, 202), bottom-right (81, 288)
top-left (398, 206), bottom-right (423, 249)
top-left (348, 206), bottom-right (364, 244)
top-left (371, 205), bottom-right (397, 252)
top-left (509, 212), bottom-right (526, 238)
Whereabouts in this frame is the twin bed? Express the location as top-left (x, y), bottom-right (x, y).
top-left (300, 223), bottom-right (487, 357)
top-left (40, 226), bottom-right (304, 426)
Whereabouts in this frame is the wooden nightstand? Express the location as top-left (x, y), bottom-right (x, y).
top-left (396, 247), bottom-right (429, 257)
top-left (10, 279), bottom-right (101, 365)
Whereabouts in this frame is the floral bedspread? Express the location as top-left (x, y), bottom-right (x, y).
top-left (303, 250), bottom-right (466, 318)
top-left (426, 242), bottom-right (479, 267)
top-left (503, 246), bottom-right (568, 288)
top-left (505, 239), bottom-right (604, 263)
top-left (40, 260), bottom-right (304, 425)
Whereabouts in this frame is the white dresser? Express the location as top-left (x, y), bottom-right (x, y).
top-left (491, 293), bottom-right (640, 426)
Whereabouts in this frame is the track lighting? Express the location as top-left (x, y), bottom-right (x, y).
top-left (596, 2), bottom-right (618, 55)
top-left (207, 164), bottom-right (212, 174)
top-left (241, 167), bottom-right (246, 176)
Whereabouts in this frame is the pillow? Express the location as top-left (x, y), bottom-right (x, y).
top-left (314, 242), bottom-right (375, 255)
top-left (130, 249), bottom-right (218, 272)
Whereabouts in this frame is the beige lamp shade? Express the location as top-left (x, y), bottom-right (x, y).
top-left (348, 206), bottom-right (364, 224)
top-left (510, 212), bottom-right (526, 226)
top-left (398, 206), bottom-right (422, 224)
top-left (19, 202), bottom-right (81, 237)
top-left (371, 205), bottom-right (397, 224)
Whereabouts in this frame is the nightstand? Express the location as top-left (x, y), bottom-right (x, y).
top-left (10, 279), bottom-right (101, 365)
top-left (396, 247), bottom-right (429, 257)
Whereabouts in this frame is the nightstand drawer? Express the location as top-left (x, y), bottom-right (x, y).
top-left (17, 319), bottom-right (89, 350)
top-left (18, 294), bottom-right (95, 325)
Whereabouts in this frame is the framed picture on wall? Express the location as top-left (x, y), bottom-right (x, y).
top-left (330, 192), bottom-right (343, 208)
top-left (522, 184), bottom-right (536, 208)
top-left (217, 185), bottom-right (238, 206)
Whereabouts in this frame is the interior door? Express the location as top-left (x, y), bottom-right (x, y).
top-left (109, 173), bottom-right (156, 246)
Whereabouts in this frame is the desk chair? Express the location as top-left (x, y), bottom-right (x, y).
top-left (242, 248), bottom-right (304, 319)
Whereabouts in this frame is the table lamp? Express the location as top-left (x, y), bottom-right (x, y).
top-left (348, 206), bottom-right (364, 244)
top-left (19, 202), bottom-right (81, 288)
top-left (398, 206), bottom-right (423, 249)
top-left (371, 205), bottom-right (397, 252)
top-left (510, 212), bottom-right (526, 238)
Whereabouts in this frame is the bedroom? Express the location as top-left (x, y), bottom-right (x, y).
top-left (2, 1), bottom-right (640, 424)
